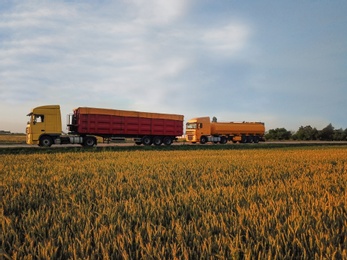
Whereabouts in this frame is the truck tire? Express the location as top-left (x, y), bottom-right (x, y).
top-left (163, 137), bottom-right (172, 146)
top-left (220, 136), bottom-right (227, 144)
top-left (83, 136), bottom-right (96, 147)
top-left (39, 136), bottom-right (53, 147)
top-left (253, 136), bottom-right (259, 143)
top-left (200, 136), bottom-right (207, 144)
top-left (153, 136), bottom-right (162, 146)
top-left (142, 136), bottom-right (152, 146)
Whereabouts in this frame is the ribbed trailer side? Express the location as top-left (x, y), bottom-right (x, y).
top-left (71, 107), bottom-right (184, 137)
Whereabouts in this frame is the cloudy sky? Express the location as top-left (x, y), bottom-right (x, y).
top-left (1, 0), bottom-right (346, 133)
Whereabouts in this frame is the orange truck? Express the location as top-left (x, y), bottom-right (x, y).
top-left (185, 116), bottom-right (265, 144)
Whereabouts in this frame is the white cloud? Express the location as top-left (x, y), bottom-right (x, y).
top-left (0, 3), bottom-right (77, 29)
top-left (201, 23), bottom-right (250, 55)
top-left (1, 1), bottom-right (249, 110)
top-left (129, 0), bottom-right (188, 25)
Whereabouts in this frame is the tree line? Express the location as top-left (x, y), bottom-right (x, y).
top-left (265, 124), bottom-right (347, 141)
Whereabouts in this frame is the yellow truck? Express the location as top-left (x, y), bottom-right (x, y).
top-left (26, 105), bottom-right (183, 147)
top-left (186, 117), bottom-right (265, 144)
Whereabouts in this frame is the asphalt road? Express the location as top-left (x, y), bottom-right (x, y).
top-left (1, 141), bottom-right (347, 149)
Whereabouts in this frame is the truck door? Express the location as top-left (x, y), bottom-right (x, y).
top-left (31, 114), bottom-right (46, 142)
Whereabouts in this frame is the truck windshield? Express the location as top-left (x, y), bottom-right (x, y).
top-left (186, 122), bottom-right (197, 129)
top-left (27, 114), bottom-right (44, 124)
top-left (27, 113), bottom-right (32, 124)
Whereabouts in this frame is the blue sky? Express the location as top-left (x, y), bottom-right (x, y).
top-left (1, 0), bottom-right (346, 133)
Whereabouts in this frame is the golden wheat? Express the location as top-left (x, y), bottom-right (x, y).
top-left (0, 134), bottom-right (26, 144)
top-left (1, 147), bottom-right (346, 259)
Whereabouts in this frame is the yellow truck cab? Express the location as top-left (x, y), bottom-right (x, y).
top-left (26, 105), bottom-right (62, 146)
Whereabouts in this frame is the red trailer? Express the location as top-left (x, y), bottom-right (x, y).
top-left (68, 107), bottom-right (184, 146)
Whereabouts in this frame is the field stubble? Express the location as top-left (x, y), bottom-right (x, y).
top-left (0, 147), bottom-right (346, 259)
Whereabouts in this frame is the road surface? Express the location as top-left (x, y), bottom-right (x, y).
top-left (1, 141), bottom-right (347, 149)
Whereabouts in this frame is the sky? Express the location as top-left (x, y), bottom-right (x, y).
top-left (1, 0), bottom-right (346, 133)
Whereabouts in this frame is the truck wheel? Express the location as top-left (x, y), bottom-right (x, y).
top-left (153, 136), bottom-right (162, 146)
top-left (163, 137), bottom-right (172, 146)
top-left (142, 136), bottom-right (152, 146)
top-left (200, 136), bottom-right (207, 144)
top-left (83, 136), bottom-right (96, 147)
top-left (220, 136), bottom-right (227, 144)
top-left (253, 136), bottom-right (259, 143)
top-left (39, 136), bottom-right (53, 147)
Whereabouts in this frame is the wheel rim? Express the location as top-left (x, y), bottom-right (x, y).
top-left (84, 137), bottom-right (95, 147)
top-left (163, 137), bottom-right (172, 145)
top-left (153, 137), bottom-right (162, 146)
top-left (86, 139), bottom-right (94, 146)
top-left (200, 137), bottom-right (206, 144)
top-left (142, 136), bottom-right (152, 145)
top-left (40, 137), bottom-right (52, 147)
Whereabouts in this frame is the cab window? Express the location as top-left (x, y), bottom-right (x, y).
top-left (34, 115), bottom-right (45, 123)
top-left (186, 123), bottom-right (197, 129)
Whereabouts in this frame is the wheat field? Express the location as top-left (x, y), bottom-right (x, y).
top-left (1, 146), bottom-right (346, 259)
top-left (0, 134), bottom-right (26, 144)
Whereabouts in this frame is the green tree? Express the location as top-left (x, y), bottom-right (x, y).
top-left (318, 123), bottom-right (334, 141)
top-left (212, 116), bottom-right (217, 123)
top-left (293, 125), bottom-right (318, 140)
top-left (265, 128), bottom-right (292, 140)
top-left (333, 128), bottom-right (347, 141)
